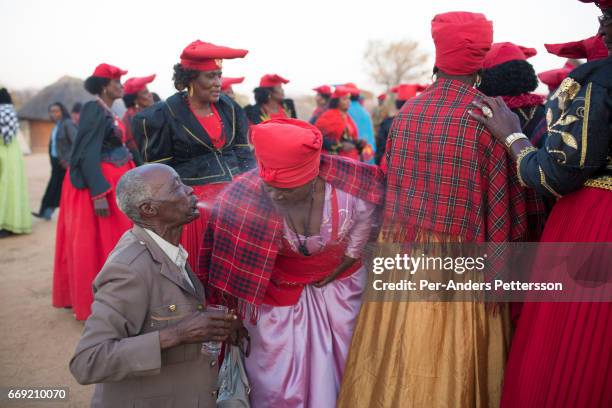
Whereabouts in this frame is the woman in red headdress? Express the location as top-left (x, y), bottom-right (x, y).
top-left (478, 42), bottom-right (547, 144)
top-left (52, 63), bottom-right (135, 320)
top-left (132, 40), bottom-right (255, 271)
top-left (314, 86), bottom-right (363, 161)
top-left (121, 74), bottom-right (156, 165)
top-left (198, 119), bottom-right (383, 408)
top-left (338, 12), bottom-right (546, 407)
top-left (220, 76), bottom-right (244, 100)
top-left (244, 74), bottom-right (297, 124)
top-left (471, 1), bottom-right (612, 405)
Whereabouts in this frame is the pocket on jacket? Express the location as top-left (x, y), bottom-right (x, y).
top-left (133, 394), bottom-right (174, 408)
top-left (148, 303), bottom-right (199, 329)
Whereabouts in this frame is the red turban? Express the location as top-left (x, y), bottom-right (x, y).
top-left (390, 84), bottom-right (428, 101)
top-left (377, 93), bottom-right (387, 102)
top-left (431, 11), bottom-right (493, 75)
top-left (221, 77), bottom-right (244, 92)
top-left (537, 62), bottom-right (576, 92)
top-left (92, 63), bottom-right (127, 80)
top-left (313, 85), bottom-right (332, 96)
top-left (483, 42), bottom-right (537, 68)
top-left (250, 118), bottom-right (322, 188)
top-left (123, 74), bottom-right (156, 95)
top-left (180, 40), bottom-right (248, 71)
top-left (260, 74), bottom-right (290, 87)
top-left (331, 85), bottom-right (353, 99)
top-left (545, 34), bottom-right (608, 62)
top-left (344, 83), bottom-right (361, 96)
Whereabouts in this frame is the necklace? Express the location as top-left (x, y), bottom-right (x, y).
top-left (285, 183), bottom-right (316, 256)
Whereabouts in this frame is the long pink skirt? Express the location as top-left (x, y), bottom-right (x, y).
top-left (244, 267), bottom-right (366, 408)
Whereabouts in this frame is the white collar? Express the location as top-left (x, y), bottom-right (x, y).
top-left (144, 228), bottom-right (189, 270)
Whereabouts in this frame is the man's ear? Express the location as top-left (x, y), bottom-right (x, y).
top-left (139, 201), bottom-right (158, 219)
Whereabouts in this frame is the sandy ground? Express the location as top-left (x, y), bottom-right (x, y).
top-left (0, 153), bottom-right (93, 407)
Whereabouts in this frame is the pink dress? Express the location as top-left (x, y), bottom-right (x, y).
top-left (244, 183), bottom-right (376, 408)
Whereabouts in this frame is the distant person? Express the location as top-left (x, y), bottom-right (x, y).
top-left (122, 74), bottom-right (156, 165)
top-left (315, 86), bottom-right (363, 161)
top-left (53, 63), bottom-right (135, 320)
top-left (34, 102), bottom-right (77, 220)
top-left (345, 83), bottom-right (376, 160)
top-left (375, 84), bottom-right (426, 165)
top-left (0, 88), bottom-right (32, 237)
top-left (132, 40), bottom-right (255, 272)
top-left (220, 76), bottom-right (244, 100)
top-left (245, 74), bottom-right (297, 124)
top-left (70, 102), bottom-right (82, 126)
top-left (70, 163), bottom-right (237, 408)
top-left (309, 84), bottom-right (331, 124)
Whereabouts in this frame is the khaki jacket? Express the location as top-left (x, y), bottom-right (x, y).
top-left (69, 225), bottom-right (219, 408)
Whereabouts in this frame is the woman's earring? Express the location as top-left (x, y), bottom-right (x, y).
top-left (474, 74), bottom-right (482, 88)
top-left (188, 85), bottom-right (194, 98)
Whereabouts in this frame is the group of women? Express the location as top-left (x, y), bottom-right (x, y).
top-left (45, 0), bottom-right (611, 406)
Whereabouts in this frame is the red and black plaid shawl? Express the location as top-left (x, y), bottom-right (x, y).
top-left (384, 78), bottom-right (545, 243)
top-left (197, 155), bottom-right (384, 309)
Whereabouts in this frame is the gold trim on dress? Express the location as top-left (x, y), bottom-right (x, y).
top-left (584, 175), bottom-right (612, 191)
top-left (539, 165), bottom-right (562, 198)
top-left (516, 146), bottom-right (538, 187)
top-left (580, 82), bottom-right (592, 168)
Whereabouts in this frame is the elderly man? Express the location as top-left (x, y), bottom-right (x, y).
top-left (69, 163), bottom-right (237, 408)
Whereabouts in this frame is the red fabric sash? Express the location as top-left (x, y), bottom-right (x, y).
top-left (264, 187), bottom-right (361, 306)
top-left (502, 93), bottom-right (545, 110)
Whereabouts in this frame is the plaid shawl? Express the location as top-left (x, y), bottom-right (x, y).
top-left (384, 78), bottom-right (546, 243)
top-left (197, 154), bottom-right (385, 307)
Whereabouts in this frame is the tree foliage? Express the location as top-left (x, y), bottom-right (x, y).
top-left (364, 39), bottom-right (429, 89)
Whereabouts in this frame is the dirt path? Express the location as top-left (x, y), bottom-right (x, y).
top-left (0, 153), bottom-right (93, 407)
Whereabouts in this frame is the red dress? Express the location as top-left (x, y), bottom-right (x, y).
top-left (500, 187), bottom-right (612, 407)
top-left (182, 104), bottom-right (228, 271)
top-left (314, 109), bottom-right (360, 161)
top-left (53, 112), bottom-right (134, 320)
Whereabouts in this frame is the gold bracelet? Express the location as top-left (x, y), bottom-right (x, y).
top-left (504, 132), bottom-right (529, 149)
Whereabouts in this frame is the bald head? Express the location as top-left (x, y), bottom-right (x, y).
top-left (116, 164), bottom-right (177, 223)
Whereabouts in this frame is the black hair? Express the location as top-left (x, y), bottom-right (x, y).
top-left (350, 94), bottom-right (360, 102)
top-left (0, 88), bottom-right (13, 104)
top-left (152, 92), bottom-right (161, 103)
top-left (123, 93), bottom-right (137, 108)
top-left (328, 98), bottom-right (340, 109)
top-left (48, 101), bottom-right (70, 119)
top-left (71, 102), bottom-right (82, 114)
top-left (254, 87), bottom-right (273, 105)
top-left (395, 100), bottom-right (406, 110)
top-left (84, 76), bottom-right (111, 95)
top-left (172, 63), bottom-right (200, 91)
top-left (478, 60), bottom-right (539, 97)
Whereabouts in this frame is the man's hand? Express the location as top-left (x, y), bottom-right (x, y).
top-left (93, 196), bottom-right (110, 217)
top-left (159, 310), bottom-right (237, 350)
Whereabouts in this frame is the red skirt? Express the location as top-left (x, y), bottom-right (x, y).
top-left (181, 183), bottom-right (228, 272)
top-left (52, 162), bottom-right (134, 320)
top-left (501, 187), bottom-right (612, 407)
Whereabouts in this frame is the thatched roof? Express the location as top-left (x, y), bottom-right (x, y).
top-left (17, 76), bottom-right (94, 121)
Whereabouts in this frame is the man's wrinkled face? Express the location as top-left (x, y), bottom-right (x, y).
top-left (142, 167), bottom-right (199, 227)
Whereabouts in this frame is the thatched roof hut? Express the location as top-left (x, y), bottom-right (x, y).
top-left (18, 76), bottom-right (93, 121)
top-left (17, 76), bottom-right (94, 152)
